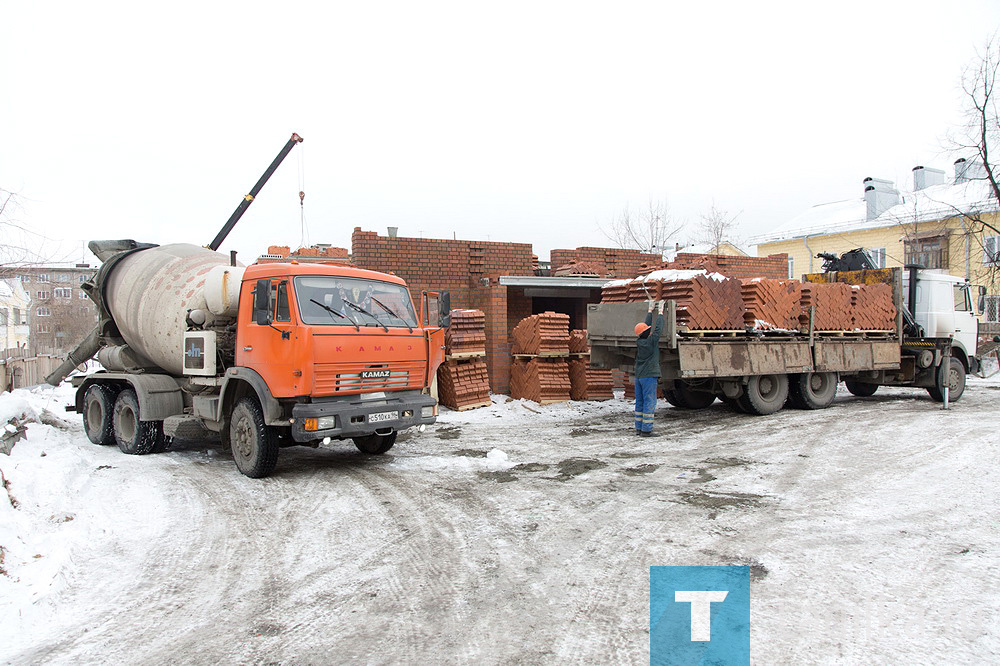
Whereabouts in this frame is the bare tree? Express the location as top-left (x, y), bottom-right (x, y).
top-left (0, 187), bottom-right (77, 276)
top-left (696, 201), bottom-right (742, 253)
top-left (601, 198), bottom-right (684, 254)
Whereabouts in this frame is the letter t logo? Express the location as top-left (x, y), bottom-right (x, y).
top-left (674, 590), bottom-right (729, 641)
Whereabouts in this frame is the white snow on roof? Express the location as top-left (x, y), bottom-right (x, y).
top-left (751, 179), bottom-right (999, 245)
top-left (603, 269), bottom-right (728, 288)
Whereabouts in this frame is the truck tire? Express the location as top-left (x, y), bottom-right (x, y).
top-left (928, 357), bottom-right (966, 403)
top-left (670, 380), bottom-right (717, 410)
top-left (737, 374), bottom-right (788, 415)
top-left (788, 372), bottom-right (838, 410)
top-left (353, 431), bottom-right (397, 454)
top-left (113, 389), bottom-right (166, 455)
top-left (845, 380), bottom-right (878, 397)
top-left (83, 384), bottom-right (116, 446)
top-left (229, 397), bottom-right (279, 478)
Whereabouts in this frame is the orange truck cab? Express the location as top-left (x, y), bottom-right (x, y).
top-left (236, 262), bottom-right (447, 447)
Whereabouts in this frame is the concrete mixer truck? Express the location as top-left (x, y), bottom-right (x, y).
top-left (46, 134), bottom-right (448, 478)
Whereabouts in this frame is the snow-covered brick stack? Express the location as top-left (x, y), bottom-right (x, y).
top-left (851, 284), bottom-right (897, 330)
top-left (799, 282), bottom-right (854, 330)
top-left (445, 309), bottom-right (487, 355)
top-left (510, 358), bottom-right (571, 403)
top-left (511, 312), bottom-right (570, 355)
top-left (661, 274), bottom-right (746, 330)
top-left (568, 329), bottom-right (590, 354)
top-left (742, 278), bottom-right (803, 330)
top-left (553, 260), bottom-right (606, 277)
top-left (437, 358), bottom-right (491, 410)
top-left (568, 358), bottom-right (614, 401)
top-left (600, 279), bottom-right (631, 302)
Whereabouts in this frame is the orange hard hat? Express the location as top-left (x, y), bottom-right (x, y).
top-left (635, 322), bottom-right (651, 336)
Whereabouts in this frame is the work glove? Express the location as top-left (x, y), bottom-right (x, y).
top-left (657, 300), bottom-right (665, 314)
top-left (647, 300), bottom-right (655, 313)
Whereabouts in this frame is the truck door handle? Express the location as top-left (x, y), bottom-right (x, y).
top-left (243, 346), bottom-right (253, 352)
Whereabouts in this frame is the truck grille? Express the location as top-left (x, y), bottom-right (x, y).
top-left (314, 361), bottom-right (425, 395)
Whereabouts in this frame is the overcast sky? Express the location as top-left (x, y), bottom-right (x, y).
top-left (3, 1), bottom-right (1000, 265)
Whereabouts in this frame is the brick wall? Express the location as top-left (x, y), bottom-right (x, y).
top-left (550, 246), bottom-right (662, 278)
top-left (258, 244), bottom-right (351, 264)
top-left (662, 253), bottom-right (790, 280)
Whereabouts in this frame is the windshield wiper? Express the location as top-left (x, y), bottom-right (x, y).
top-left (344, 299), bottom-right (388, 332)
top-left (310, 298), bottom-right (359, 331)
top-left (371, 296), bottom-right (413, 332)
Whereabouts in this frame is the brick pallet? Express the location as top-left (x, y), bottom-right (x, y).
top-left (568, 329), bottom-right (590, 354)
top-left (510, 358), bottom-right (571, 403)
top-left (799, 282), bottom-right (854, 330)
top-left (437, 357), bottom-right (491, 410)
top-left (662, 274), bottom-right (745, 330)
top-left (511, 311), bottom-right (570, 356)
top-left (742, 278), bottom-right (803, 330)
top-left (851, 284), bottom-right (897, 330)
top-left (445, 309), bottom-right (487, 356)
top-left (568, 357), bottom-right (614, 401)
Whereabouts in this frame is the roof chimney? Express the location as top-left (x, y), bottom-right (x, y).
top-left (387, 226), bottom-right (398, 237)
top-left (863, 177), bottom-right (900, 221)
top-left (954, 158), bottom-right (988, 183)
top-left (912, 166), bottom-right (945, 191)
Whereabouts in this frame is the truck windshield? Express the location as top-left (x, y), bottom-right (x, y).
top-left (294, 276), bottom-right (419, 328)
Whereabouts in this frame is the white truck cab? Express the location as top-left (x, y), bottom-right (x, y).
top-left (904, 269), bottom-right (979, 359)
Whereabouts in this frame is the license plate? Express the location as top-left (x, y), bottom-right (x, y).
top-left (368, 411), bottom-right (398, 423)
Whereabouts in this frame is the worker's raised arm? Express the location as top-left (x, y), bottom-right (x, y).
top-left (650, 301), bottom-right (665, 341)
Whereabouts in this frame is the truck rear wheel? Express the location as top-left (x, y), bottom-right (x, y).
top-left (113, 389), bottom-right (166, 455)
top-left (788, 372), bottom-right (837, 410)
top-left (669, 380), bottom-right (717, 410)
top-left (229, 397), bottom-right (279, 478)
top-left (354, 431), bottom-right (397, 454)
top-left (83, 384), bottom-right (116, 446)
top-left (737, 374), bottom-right (788, 415)
top-left (845, 380), bottom-right (878, 397)
top-left (928, 357), bottom-right (966, 402)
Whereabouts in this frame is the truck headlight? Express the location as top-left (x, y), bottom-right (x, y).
top-left (421, 406), bottom-right (435, 418)
top-left (304, 416), bottom-right (337, 431)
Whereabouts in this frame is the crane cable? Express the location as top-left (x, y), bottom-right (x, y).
top-left (297, 142), bottom-right (309, 249)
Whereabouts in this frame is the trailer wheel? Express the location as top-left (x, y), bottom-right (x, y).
top-left (928, 357), bottom-right (966, 402)
top-left (670, 380), bottom-right (717, 409)
top-left (737, 374), bottom-right (788, 415)
top-left (229, 397), bottom-right (279, 478)
top-left (353, 431), bottom-right (397, 455)
top-left (83, 384), bottom-right (116, 446)
top-left (113, 389), bottom-right (166, 455)
top-left (845, 380), bottom-right (878, 397)
top-left (788, 372), bottom-right (838, 410)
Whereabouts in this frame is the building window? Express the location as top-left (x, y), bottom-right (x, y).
top-left (36, 307), bottom-right (51, 316)
top-left (79, 290), bottom-right (88, 299)
top-left (20, 275), bottom-right (29, 283)
top-left (986, 295), bottom-right (1000, 322)
top-left (79, 275), bottom-right (87, 283)
top-left (0, 309), bottom-right (7, 326)
top-left (36, 290), bottom-right (50, 300)
top-left (37, 273), bottom-right (50, 282)
top-left (13, 307), bottom-right (21, 324)
top-left (787, 257), bottom-right (795, 279)
top-left (904, 234), bottom-right (949, 269)
top-left (985, 235), bottom-right (1000, 266)
top-left (869, 247), bottom-right (887, 268)
top-left (37, 323), bottom-right (50, 333)
top-left (54, 288), bottom-right (73, 298)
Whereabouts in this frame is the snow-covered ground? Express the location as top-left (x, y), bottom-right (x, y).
top-left (1, 377), bottom-right (998, 664)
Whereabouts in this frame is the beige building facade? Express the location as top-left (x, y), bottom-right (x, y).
top-left (0, 278), bottom-right (31, 355)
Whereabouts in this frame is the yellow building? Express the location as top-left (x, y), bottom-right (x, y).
top-left (753, 161), bottom-right (1000, 332)
top-left (0, 278), bottom-right (31, 354)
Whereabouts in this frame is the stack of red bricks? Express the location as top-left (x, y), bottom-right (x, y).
top-left (742, 278), bottom-right (803, 330)
top-left (553, 260), bottom-right (607, 277)
top-left (445, 309), bottom-right (487, 354)
top-left (510, 312), bottom-right (571, 403)
top-left (851, 284), bottom-right (897, 330)
top-left (661, 274), bottom-right (746, 330)
top-left (599, 279), bottom-right (631, 302)
top-left (437, 309), bottom-right (491, 410)
top-left (799, 282), bottom-right (855, 330)
top-left (567, 329), bottom-right (614, 401)
top-left (511, 312), bottom-right (571, 355)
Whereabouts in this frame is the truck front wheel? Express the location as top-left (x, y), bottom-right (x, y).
top-left (928, 357), bottom-right (966, 402)
top-left (789, 372), bottom-right (838, 410)
top-left (737, 374), bottom-right (788, 415)
top-left (354, 431), bottom-right (397, 454)
top-left (113, 389), bottom-right (166, 455)
top-left (83, 384), bottom-right (116, 446)
top-left (229, 397), bottom-right (279, 478)
top-left (669, 380), bottom-right (717, 410)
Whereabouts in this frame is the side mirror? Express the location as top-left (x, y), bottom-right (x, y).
top-left (978, 285), bottom-right (988, 315)
top-left (253, 279), bottom-right (273, 326)
top-left (439, 291), bottom-right (451, 328)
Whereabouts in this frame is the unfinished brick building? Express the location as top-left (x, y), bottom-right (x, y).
top-left (350, 228), bottom-right (788, 394)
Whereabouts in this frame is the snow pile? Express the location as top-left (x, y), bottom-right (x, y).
top-left (603, 269), bottom-right (729, 289)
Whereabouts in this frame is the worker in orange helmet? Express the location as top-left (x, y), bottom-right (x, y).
top-left (634, 299), bottom-right (665, 436)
